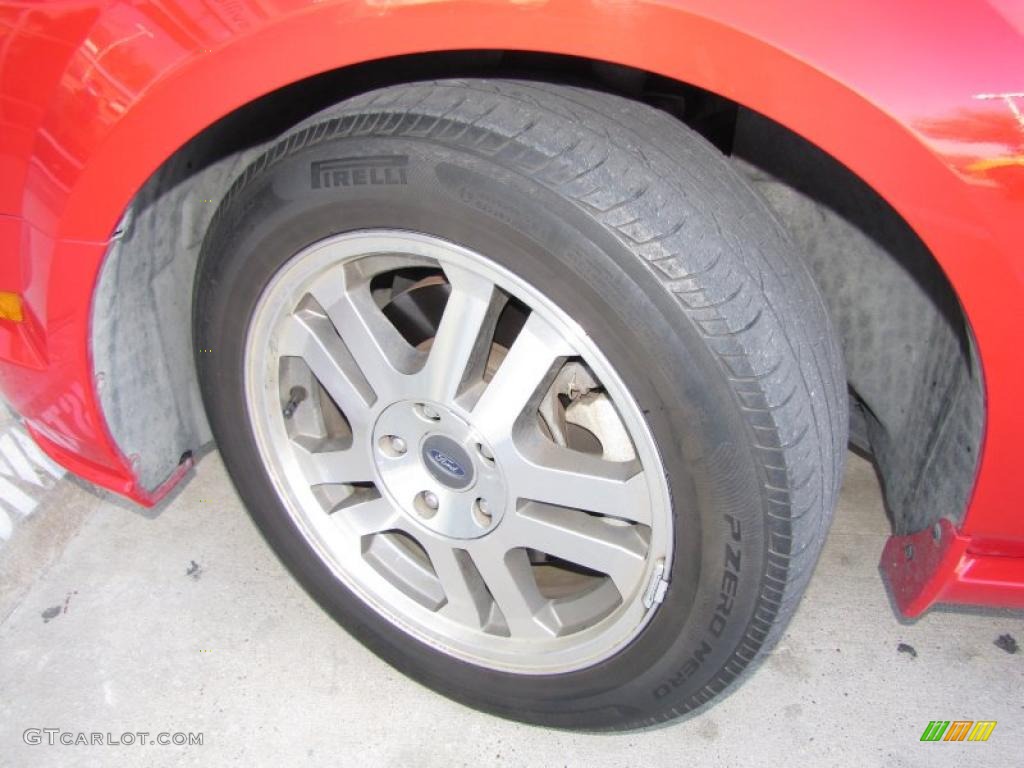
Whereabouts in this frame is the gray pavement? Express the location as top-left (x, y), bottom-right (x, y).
top-left (1, 449), bottom-right (1021, 767)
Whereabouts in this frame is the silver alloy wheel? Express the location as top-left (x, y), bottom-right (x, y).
top-left (244, 230), bottom-right (673, 673)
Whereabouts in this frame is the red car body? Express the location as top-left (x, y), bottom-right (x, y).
top-left (1, 0), bottom-right (1023, 617)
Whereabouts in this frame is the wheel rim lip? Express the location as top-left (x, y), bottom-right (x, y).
top-left (243, 229), bottom-right (674, 674)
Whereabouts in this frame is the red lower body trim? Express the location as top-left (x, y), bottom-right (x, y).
top-left (881, 519), bottom-right (1024, 616)
top-left (25, 423), bottom-right (193, 508)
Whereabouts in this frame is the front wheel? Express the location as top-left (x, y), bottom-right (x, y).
top-left (194, 80), bottom-right (847, 730)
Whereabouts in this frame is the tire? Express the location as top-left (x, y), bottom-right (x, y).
top-left (194, 79), bottom-right (847, 731)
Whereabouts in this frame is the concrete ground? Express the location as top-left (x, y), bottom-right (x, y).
top-left (0, 449), bottom-right (1021, 767)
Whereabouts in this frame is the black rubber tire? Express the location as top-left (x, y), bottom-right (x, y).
top-left (194, 80), bottom-right (847, 731)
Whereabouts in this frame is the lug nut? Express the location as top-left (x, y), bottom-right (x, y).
top-left (473, 498), bottom-right (492, 527)
top-left (378, 434), bottom-right (407, 457)
top-left (419, 404), bottom-right (441, 421)
top-left (476, 443), bottom-right (494, 462)
top-left (414, 490), bottom-right (440, 518)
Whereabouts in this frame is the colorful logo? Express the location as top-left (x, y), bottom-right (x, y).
top-left (920, 721), bottom-right (997, 742)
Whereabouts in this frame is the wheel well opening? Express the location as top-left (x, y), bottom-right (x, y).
top-left (94, 50), bottom-right (982, 535)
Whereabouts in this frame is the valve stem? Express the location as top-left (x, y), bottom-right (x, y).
top-left (282, 386), bottom-right (307, 419)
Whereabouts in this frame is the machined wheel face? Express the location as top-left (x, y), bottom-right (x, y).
top-left (244, 230), bottom-right (673, 674)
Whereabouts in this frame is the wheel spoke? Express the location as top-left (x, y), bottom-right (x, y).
top-left (293, 444), bottom-right (375, 486)
top-left (335, 495), bottom-right (401, 537)
top-left (471, 312), bottom-right (575, 441)
top-left (308, 272), bottom-right (421, 403)
top-left (277, 309), bottom-right (375, 422)
top-left (417, 264), bottom-right (503, 402)
top-left (509, 502), bottom-right (648, 593)
top-left (420, 539), bottom-right (490, 630)
top-left (469, 543), bottom-right (552, 638)
top-left (505, 440), bottom-right (651, 525)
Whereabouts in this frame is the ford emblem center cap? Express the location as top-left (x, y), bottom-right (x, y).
top-left (421, 435), bottom-right (474, 489)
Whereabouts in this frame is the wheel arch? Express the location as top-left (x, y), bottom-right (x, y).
top-left (23, 1), bottom-right (1022, 610)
